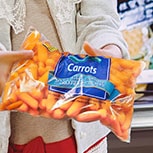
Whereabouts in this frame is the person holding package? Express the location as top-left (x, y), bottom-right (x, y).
top-left (0, 0), bottom-right (129, 153)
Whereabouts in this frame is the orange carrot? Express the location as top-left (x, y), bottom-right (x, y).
top-left (121, 109), bottom-right (133, 131)
top-left (16, 92), bottom-right (38, 110)
top-left (75, 111), bottom-right (101, 122)
top-left (109, 115), bottom-right (123, 137)
top-left (39, 99), bottom-right (47, 110)
top-left (98, 108), bottom-right (107, 119)
top-left (28, 89), bottom-right (44, 101)
top-left (40, 111), bottom-right (51, 118)
top-left (100, 115), bottom-right (111, 127)
top-left (51, 108), bottom-right (65, 119)
top-left (28, 63), bottom-right (38, 80)
top-left (45, 59), bottom-right (55, 66)
top-left (59, 101), bottom-right (73, 111)
top-left (66, 96), bottom-right (87, 117)
top-left (9, 71), bottom-right (19, 80)
top-left (83, 42), bottom-right (96, 56)
top-left (38, 66), bottom-right (46, 77)
top-left (28, 109), bottom-right (39, 116)
top-left (39, 91), bottom-right (60, 111)
top-left (21, 30), bottom-right (41, 50)
top-left (17, 103), bottom-right (29, 112)
top-left (117, 111), bottom-right (126, 126)
top-left (45, 96), bottom-right (57, 111)
top-left (33, 55), bottom-right (38, 62)
top-left (6, 101), bottom-right (23, 110)
top-left (38, 71), bottom-right (49, 84)
top-left (35, 41), bottom-right (48, 63)
top-left (88, 98), bottom-right (100, 110)
top-left (101, 100), bottom-right (111, 113)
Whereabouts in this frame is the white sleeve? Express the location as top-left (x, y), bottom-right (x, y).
top-left (0, 108), bottom-right (11, 153)
top-left (76, 0), bottom-right (129, 59)
top-left (0, 42), bottom-right (7, 51)
top-left (72, 120), bottom-right (110, 153)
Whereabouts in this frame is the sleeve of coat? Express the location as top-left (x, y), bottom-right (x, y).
top-left (0, 100), bottom-right (11, 153)
top-left (76, 0), bottom-right (129, 58)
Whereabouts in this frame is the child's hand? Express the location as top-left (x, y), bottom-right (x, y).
top-left (83, 41), bottom-right (122, 58)
top-left (0, 50), bottom-right (33, 95)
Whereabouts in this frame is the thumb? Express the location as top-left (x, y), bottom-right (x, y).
top-left (1, 50), bottom-right (34, 63)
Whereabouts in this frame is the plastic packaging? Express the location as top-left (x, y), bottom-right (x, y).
top-left (122, 26), bottom-right (153, 99)
top-left (0, 28), bottom-right (145, 143)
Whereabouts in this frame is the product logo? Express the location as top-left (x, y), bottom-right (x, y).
top-left (67, 63), bottom-right (97, 74)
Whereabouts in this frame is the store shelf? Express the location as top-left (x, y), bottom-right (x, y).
top-left (132, 108), bottom-right (153, 130)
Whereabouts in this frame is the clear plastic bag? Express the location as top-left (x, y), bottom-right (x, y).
top-left (0, 28), bottom-right (145, 142)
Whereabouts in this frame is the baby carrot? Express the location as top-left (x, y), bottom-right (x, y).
top-left (28, 109), bottom-right (39, 116)
top-left (16, 92), bottom-right (38, 110)
top-left (39, 91), bottom-right (60, 111)
top-left (38, 71), bottom-right (49, 84)
top-left (45, 58), bottom-right (55, 66)
top-left (38, 65), bottom-right (46, 77)
top-left (17, 103), bottom-right (29, 112)
top-left (6, 100), bottom-right (23, 110)
top-left (83, 42), bottom-right (96, 56)
top-left (117, 111), bottom-right (126, 126)
top-left (33, 55), bottom-right (38, 62)
top-left (45, 95), bottom-right (57, 111)
top-left (121, 109), bottom-right (133, 131)
top-left (51, 108), bottom-right (65, 119)
top-left (101, 100), bottom-right (111, 112)
top-left (28, 89), bottom-right (44, 101)
top-left (66, 96), bottom-right (87, 118)
top-left (28, 63), bottom-right (38, 80)
top-left (40, 111), bottom-right (51, 118)
top-left (9, 71), bottom-right (19, 80)
top-left (88, 98), bottom-right (100, 110)
top-left (59, 101), bottom-right (73, 111)
top-left (109, 115), bottom-right (123, 138)
top-left (75, 111), bottom-right (101, 122)
top-left (100, 115), bottom-right (110, 127)
top-left (35, 41), bottom-right (48, 63)
top-left (98, 108), bottom-right (107, 119)
top-left (21, 30), bottom-right (41, 50)
top-left (39, 99), bottom-right (47, 110)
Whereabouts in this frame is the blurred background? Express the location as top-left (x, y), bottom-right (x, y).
top-left (108, 0), bottom-right (153, 153)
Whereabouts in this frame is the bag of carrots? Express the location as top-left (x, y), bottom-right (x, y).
top-left (0, 28), bottom-right (145, 143)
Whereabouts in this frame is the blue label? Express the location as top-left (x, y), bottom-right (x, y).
top-left (48, 54), bottom-right (119, 100)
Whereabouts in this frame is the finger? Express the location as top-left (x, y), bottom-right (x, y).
top-left (0, 75), bottom-right (8, 96)
top-left (0, 50), bottom-right (34, 63)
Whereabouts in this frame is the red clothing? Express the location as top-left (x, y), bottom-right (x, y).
top-left (8, 135), bottom-right (77, 153)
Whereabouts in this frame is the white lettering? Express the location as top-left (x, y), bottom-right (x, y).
top-left (67, 63), bottom-right (97, 74)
